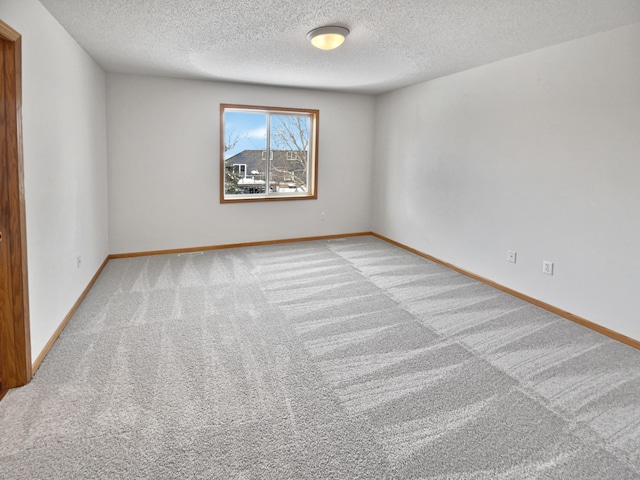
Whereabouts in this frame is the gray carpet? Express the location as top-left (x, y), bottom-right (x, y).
top-left (1, 236), bottom-right (639, 479)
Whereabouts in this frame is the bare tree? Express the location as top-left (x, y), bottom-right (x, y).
top-left (224, 129), bottom-right (248, 194)
top-left (269, 115), bottom-right (310, 190)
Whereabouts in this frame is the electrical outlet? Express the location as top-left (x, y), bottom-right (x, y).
top-left (507, 250), bottom-right (517, 263)
top-left (76, 256), bottom-right (82, 269)
top-left (543, 260), bottom-right (553, 275)
top-left (320, 212), bottom-right (326, 221)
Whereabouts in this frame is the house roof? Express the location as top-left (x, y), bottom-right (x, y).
top-left (38, 0), bottom-right (640, 94)
top-left (225, 150), bottom-right (265, 174)
top-left (225, 150), bottom-right (308, 184)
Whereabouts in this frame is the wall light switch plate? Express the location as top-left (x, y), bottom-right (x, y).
top-left (507, 250), bottom-right (517, 263)
top-left (543, 260), bottom-right (554, 275)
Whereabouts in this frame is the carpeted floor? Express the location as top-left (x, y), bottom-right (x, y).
top-left (1, 235), bottom-right (639, 479)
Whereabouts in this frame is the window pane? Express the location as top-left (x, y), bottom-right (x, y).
top-left (269, 115), bottom-right (311, 193)
top-left (220, 104), bottom-right (318, 202)
top-left (223, 111), bottom-right (267, 196)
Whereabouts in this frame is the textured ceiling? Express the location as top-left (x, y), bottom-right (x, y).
top-left (38, 0), bottom-right (640, 94)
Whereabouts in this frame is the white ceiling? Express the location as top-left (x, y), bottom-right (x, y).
top-left (38, 0), bottom-right (640, 94)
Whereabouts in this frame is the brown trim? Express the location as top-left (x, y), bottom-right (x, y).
top-left (219, 103), bottom-right (224, 204)
top-left (218, 194), bottom-right (319, 204)
top-left (0, 21), bottom-right (20, 42)
top-left (220, 103), bottom-right (319, 203)
top-left (371, 233), bottom-right (640, 351)
top-left (0, 21), bottom-right (31, 389)
top-left (32, 257), bottom-right (110, 374)
top-left (0, 388), bottom-right (7, 401)
top-left (108, 232), bottom-right (373, 259)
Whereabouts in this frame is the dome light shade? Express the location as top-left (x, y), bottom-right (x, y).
top-left (307, 26), bottom-right (350, 50)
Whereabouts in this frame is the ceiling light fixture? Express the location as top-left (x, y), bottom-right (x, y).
top-left (307, 26), bottom-right (350, 50)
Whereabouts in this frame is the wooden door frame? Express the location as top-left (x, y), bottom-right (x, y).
top-left (0, 19), bottom-right (31, 399)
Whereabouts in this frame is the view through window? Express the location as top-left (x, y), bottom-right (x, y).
top-left (220, 104), bottom-right (319, 202)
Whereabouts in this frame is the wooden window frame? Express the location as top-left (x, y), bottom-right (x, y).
top-left (220, 104), bottom-right (319, 203)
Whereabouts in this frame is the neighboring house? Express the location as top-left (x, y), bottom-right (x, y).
top-left (225, 149), bottom-right (308, 194)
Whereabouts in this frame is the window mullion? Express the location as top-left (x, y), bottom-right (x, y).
top-left (265, 112), bottom-right (271, 196)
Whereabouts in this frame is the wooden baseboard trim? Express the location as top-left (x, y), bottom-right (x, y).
top-left (31, 256), bottom-right (110, 374)
top-left (108, 232), bottom-right (374, 259)
top-left (371, 233), bottom-right (640, 351)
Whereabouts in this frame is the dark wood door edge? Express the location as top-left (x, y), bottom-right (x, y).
top-left (0, 20), bottom-right (31, 390)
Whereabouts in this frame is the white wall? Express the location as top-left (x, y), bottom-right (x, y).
top-left (0, 0), bottom-right (109, 362)
top-left (107, 74), bottom-right (375, 254)
top-left (372, 23), bottom-right (640, 341)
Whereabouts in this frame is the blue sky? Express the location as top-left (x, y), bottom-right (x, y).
top-left (224, 111), bottom-right (267, 159)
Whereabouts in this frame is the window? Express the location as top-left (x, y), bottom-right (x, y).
top-left (221, 104), bottom-right (318, 202)
top-left (233, 164), bottom-right (247, 178)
